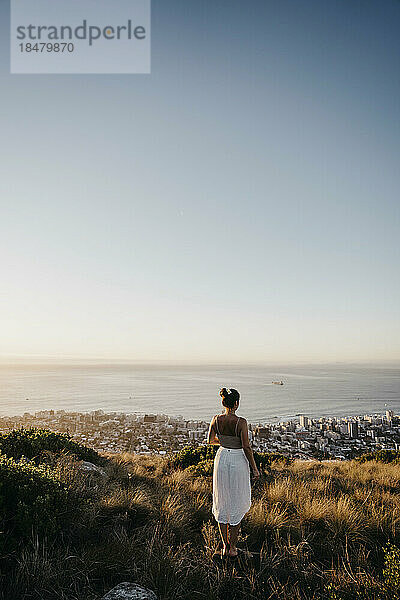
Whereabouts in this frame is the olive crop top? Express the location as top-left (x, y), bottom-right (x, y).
top-left (215, 415), bottom-right (243, 449)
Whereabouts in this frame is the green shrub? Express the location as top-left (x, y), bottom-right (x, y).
top-left (186, 459), bottom-right (214, 477)
top-left (0, 427), bottom-right (103, 465)
top-left (382, 543), bottom-right (400, 597)
top-left (355, 450), bottom-right (400, 465)
top-left (255, 451), bottom-right (293, 473)
top-left (171, 445), bottom-right (218, 470)
top-left (0, 453), bottom-right (72, 546)
top-left (172, 445), bottom-right (292, 475)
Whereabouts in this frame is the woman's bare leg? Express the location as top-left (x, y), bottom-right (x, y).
top-left (228, 523), bottom-right (240, 556)
top-left (218, 523), bottom-right (229, 554)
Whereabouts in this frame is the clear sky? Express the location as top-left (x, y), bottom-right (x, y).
top-left (0, 0), bottom-right (399, 363)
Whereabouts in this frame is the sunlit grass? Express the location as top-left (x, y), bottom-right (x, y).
top-left (3, 451), bottom-right (400, 600)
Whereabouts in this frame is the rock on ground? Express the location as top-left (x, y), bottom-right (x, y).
top-left (80, 461), bottom-right (107, 477)
top-left (101, 582), bottom-right (157, 600)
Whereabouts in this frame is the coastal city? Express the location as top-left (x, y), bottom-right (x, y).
top-left (0, 408), bottom-right (399, 460)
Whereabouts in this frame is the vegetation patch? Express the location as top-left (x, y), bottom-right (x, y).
top-left (0, 427), bottom-right (104, 465)
top-left (356, 449), bottom-right (400, 464)
top-left (171, 445), bottom-right (218, 469)
top-left (0, 453), bottom-right (71, 546)
top-left (2, 438), bottom-right (400, 600)
top-left (172, 445), bottom-right (292, 475)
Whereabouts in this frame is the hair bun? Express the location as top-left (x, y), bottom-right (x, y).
top-left (220, 387), bottom-right (240, 408)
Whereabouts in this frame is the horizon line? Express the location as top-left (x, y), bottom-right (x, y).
top-left (0, 355), bottom-right (399, 366)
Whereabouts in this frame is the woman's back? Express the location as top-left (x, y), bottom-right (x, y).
top-left (215, 414), bottom-right (243, 449)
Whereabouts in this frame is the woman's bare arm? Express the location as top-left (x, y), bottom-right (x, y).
top-left (240, 419), bottom-right (259, 476)
top-left (207, 416), bottom-right (220, 445)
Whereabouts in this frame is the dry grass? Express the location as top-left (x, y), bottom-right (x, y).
top-left (2, 453), bottom-right (400, 600)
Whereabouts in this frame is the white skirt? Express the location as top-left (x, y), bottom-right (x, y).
top-left (212, 447), bottom-right (251, 526)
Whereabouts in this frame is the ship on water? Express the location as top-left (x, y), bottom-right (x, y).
top-left (272, 380), bottom-right (284, 385)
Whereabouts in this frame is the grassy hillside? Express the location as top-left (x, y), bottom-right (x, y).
top-left (1, 430), bottom-right (400, 599)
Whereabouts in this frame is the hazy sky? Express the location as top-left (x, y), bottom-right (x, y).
top-left (0, 0), bottom-right (399, 363)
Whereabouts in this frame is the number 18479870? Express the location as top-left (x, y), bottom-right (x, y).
top-left (19, 43), bottom-right (74, 53)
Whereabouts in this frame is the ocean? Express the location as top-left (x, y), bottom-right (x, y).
top-left (0, 362), bottom-right (399, 423)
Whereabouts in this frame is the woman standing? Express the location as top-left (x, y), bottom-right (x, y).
top-left (207, 388), bottom-right (259, 558)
